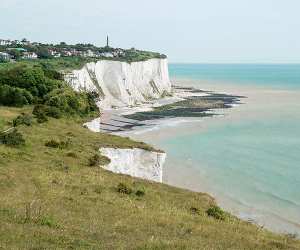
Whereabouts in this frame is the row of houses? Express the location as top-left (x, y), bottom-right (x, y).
top-left (53, 48), bottom-right (125, 58)
top-left (0, 37), bottom-right (127, 61)
top-left (0, 48), bottom-right (38, 61)
top-left (0, 39), bottom-right (31, 46)
top-left (0, 47), bottom-right (125, 61)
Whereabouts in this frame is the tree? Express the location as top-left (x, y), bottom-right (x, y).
top-left (36, 47), bottom-right (52, 59)
top-left (7, 50), bottom-right (21, 60)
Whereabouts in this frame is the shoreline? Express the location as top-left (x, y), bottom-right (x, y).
top-left (88, 78), bottom-right (300, 237)
top-left (110, 79), bottom-right (300, 236)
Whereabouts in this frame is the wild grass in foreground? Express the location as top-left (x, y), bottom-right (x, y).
top-left (0, 106), bottom-right (299, 249)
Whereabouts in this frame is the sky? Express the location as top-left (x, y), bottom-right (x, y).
top-left (1, 0), bottom-right (300, 63)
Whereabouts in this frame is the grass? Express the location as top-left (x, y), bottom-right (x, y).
top-left (0, 106), bottom-right (299, 249)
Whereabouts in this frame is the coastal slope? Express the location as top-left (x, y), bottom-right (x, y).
top-left (1, 106), bottom-right (300, 249)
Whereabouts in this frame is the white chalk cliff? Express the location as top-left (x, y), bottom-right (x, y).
top-left (65, 58), bottom-right (170, 182)
top-left (100, 148), bottom-right (165, 182)
top-left (65, 58), bottom-right (171, 109)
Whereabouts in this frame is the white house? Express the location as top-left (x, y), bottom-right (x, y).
top-left (0, 52), bottom-right (11, 61)
top-left (49, 49), bottom-right (61, 58)
top-left (0, 39), bottom-right (13, 46)
top-left (100, 52), bottom-right (114, 58)
top-left (22, 52), bottom-right (38, 59)
top-left (62, 50), bottom-right (73, 57)
top-left (83, 49), bottom-right (95, 57)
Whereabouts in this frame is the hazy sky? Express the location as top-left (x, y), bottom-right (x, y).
top-left (1, 0), bottom-right (300, 63)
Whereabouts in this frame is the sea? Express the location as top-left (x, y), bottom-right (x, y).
top-left (128, 64), bottom-right (300, 235)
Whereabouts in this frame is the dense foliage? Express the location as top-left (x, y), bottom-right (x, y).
top-left (0, 84), bottom-right (33, 106)
top-left (13, 113), bottom-right (33, 127)
top-left (0, 61), bottom-right (99, 117)
top-left (0, 64), bottom-right (60, 105)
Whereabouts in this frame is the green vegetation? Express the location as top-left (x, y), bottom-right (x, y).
top-left (206, 205), bottom-right (227, 221)
top-left (13, 113), bottom-right (33, 127)
top-left (117, 182), bottom-right (133, 195)
top-left (121, 49), bottom-right (167, 63)
top-left (0, 129), bottom-right (25, 146)
top-left (0, 60), bottom-right (99, 123)
top-left (0, 106), bottom-right (299, 249)
top-left (35, 57), bottom-right (96, 71)
top-left (88, 153), bottom-right (110, 167)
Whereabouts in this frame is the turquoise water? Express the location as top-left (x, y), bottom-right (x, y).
top-left (170, 64), bottom-right (300, 89)
top-left (162, 64), bottom-right (300, 233)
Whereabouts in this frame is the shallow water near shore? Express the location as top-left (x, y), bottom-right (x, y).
top-left (124, 64), bottom-right (300, 235)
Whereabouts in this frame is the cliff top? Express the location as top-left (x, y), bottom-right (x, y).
top-left (0, 38), bottom-right (167, 63)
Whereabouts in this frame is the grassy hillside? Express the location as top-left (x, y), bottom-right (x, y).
top-left (0, 106), bottom-right (299, 249)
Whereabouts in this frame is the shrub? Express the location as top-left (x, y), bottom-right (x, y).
top-left (0, 84), bottom-right (33, 107)
top-left (0, 65), bottom-right (60, 99)
top-left (45, 87), bottom-right (99, 116)
top-left (206, 206), bottom-right (226, 220)
top-left (13, 113), bottom-right (33, 127)
top-left (45, 139), bottom-right (71, 149)
top-left (88, 154), bottom-right (101, 167)
top-left (66, 152), bottom-right (77, 158)
top-left (135, 189), bottom-right (145, 197)
top-left (117, 183), bottom-right (132, 195)
top-left (33, 105), bottom-right (48, 123)
top-left (0, 129), bottom-right (25, 146)
top-left (32, 104), bottom-right (46, 116)
top-left (190, 207), bottom-right (200, 215)
top-left (45, 106), bottom-right (62, 119)
top-left (36, 113), bottom-right (48, 123)
top-left (45, 139), bottom-right (60, 148)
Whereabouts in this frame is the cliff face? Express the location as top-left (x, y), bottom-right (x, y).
top-left (100, 148), bottom-right (165, 182)
top-left (65, 58), bottom-right (171, 109)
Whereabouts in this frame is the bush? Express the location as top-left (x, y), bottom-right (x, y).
top-left (45, 106), bottom-right (62, 119)
top-left (33, 105), bottom-right (48, 123)
top-left (0, 65), bottom-right (60, 99)
top-left (13, 113), bottom-right (33, 127)
top-left (190, 207), bottom-right (200, 215)
top-left (206, 206), bottom-right (226, 221)
top-left (45, 138), bottom-right (71, 149)
top-left (88, 154), bottom-right (101, 167)
top-left (66, 152), bottom-right (77, 158)
top-left (33, 104), bottom-right (61, 122)
top-left (0, 129), bottom-right (25, 146)
top-left (36, 113), bottom-right (48, 123)
top-left (117, 183), bottom-right (132, 195)
top-left (33, 104), bottom-right (45, 116)
top-left (45, 87), bottom-right (99, 116)
top-left (135, 189), bottom-right (145, 197)
top-left (45, 139), bottom-right (60, 148)
top-left (0, 84), bottom-right (33, 107)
